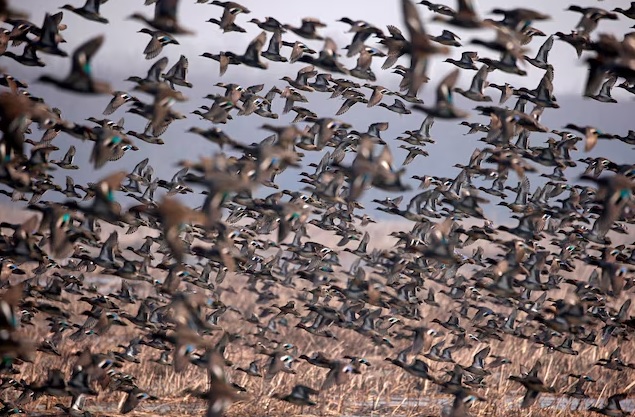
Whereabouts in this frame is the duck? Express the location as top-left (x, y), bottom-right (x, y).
top-left (284, 17), bottom-right (326, 40)
top-left (138, 28), bottom-right (179, 59)
top-left (38, 35), bottom-right (112, 94)
top-left (401, 0), bottom-right (449, 95)
top-left (129, 0), bottom-right (195, 35)
top-left (454, 64), bottom-right (493, 102)
top-left (60, 0), bottom-right (109, 24)
top-left (413, 69), bottom-right (469, 119)
top-left (444, 51), bottom-right (479, 70)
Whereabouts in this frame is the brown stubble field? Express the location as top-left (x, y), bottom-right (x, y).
top-left (11, 293), bottom-right (635, 417)
top-left (5, 258), bottom-right (635, 416)
top-left (1, 204), bottom-right (634, 417)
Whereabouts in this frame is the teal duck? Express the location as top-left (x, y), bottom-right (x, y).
top-left (38, 35), bottom-right (111, 94)
top-left (413, 69), bottom-right (469, 119)
top-left (129, 0), bottom-right (194, 35)
top-left (138, 28), bottom-right (179, 59)
top-left (272, 384), bottom-right (319, 406)
top-left (32, 12), bottom-right (68, 56)
top-left (284, 17), bottom-right (326, 40)
top-left (60, 0), bottom-right (109, 24)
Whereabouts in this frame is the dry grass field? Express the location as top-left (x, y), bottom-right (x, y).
top-left (3, 225), bottom-right (635, 417)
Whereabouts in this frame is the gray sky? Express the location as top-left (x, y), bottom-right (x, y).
top-left (12, 0), bottom-right (635, 93)
top-left (3, 0), bottom-right (635, 220)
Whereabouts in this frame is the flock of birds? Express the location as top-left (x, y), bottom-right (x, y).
top-left (0, 0), bottom-right (634, 416)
